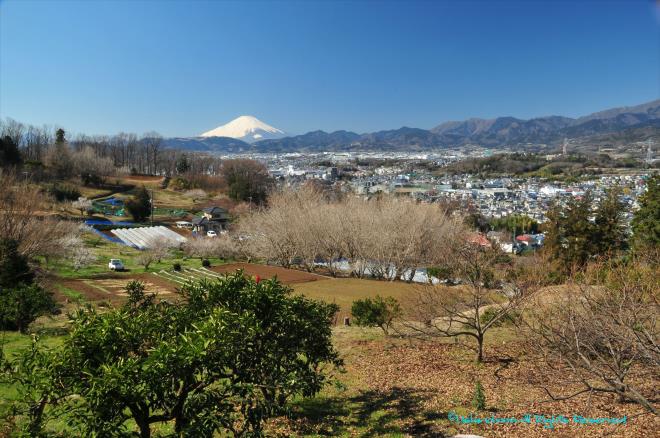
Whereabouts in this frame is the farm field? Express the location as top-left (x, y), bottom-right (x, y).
top-left (292, 278), bottom-right (424, 321)
top-left (209, 263), bottom-right (327, 284)
top-left (52, 255), bottom-right (332, 304)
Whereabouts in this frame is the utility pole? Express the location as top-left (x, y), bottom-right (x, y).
top-left (150, 189), bottom-right (154, 226)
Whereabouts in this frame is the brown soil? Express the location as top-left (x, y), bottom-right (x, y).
top-left (56, 273), bottom-right (177, 304)
top-left (208, 263), bottom-right (327, 284)
top-left (53, 264), bottom-right (323, 305)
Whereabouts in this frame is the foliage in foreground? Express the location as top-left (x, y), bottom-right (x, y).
top-left (0, 239), bottom-right (56, 333)
top-left (2, 273), bottom-right (341, 437)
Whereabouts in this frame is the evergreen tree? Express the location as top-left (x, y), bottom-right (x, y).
top-left (593, 187), bottom-right (628, 255)
top-left (125, 186), bottom-right (152, 222)
top-left (543, 193), bottom-right (596, 272)
top-left (0, 136), bottom-right (22, 167)
top-left (175, 154), bottom-right (190, 174)
top-left (0, 239), bottom-right (34, 288)
top-left (55, 128), bottom-right (65, 144)
top-left (631, 175), bottom-right (659, 251)
top-left (0, 239), bottom-right (56, 332)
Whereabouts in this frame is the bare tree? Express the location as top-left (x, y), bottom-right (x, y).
top-left (60, 235), bottom-right (97, 271)
top-left (525, 257), bottom-right (659, 414)
top-left (146, 238), bottom-right (173, 263)
top-left (0, 171), bottom-right (80, 260)
top-left (136, 251), bottom-right (158, 271)
top-left (182, 236), bottom-right (236, 261)
top-left (72, 197), bottom-right (93, 218)
top-left (402, 236), bottom-right (539, 362)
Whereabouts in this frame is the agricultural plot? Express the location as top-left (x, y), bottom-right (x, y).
top-left (56, 275), bottom-right (177, 304)
top-left (153, 267), bottom-right (226, 285)
top-left (209, 263), bottom-right (326, 284)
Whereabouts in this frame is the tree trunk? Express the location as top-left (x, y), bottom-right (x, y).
top-left (476, 333), bottom-right (484, 363)
top-left (137, 421), bottom-right (151, 438)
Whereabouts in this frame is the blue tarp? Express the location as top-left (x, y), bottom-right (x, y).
top-left (99, 197), bottom-right (124, 206)
top-left (84, 219), bottom-right (135, 226)
top-left (89, 227), bottom-right (126, 245)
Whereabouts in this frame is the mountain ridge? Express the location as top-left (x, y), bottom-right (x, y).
top-left (163, 99), bottom-right (660, 152)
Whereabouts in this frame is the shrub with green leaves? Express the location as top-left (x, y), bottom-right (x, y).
top-left (351, 295), bottom-right (401, 335)
top-left (45, 183), bottom-right (80, 202)
top-left (125, 185), bottom-right (151, 222)
top-left (472, 380), bottom-right (486, 411)
top-left (0, 239), bottom-right (56, 332)
top-left (5, 273), bottom-right (341, 437)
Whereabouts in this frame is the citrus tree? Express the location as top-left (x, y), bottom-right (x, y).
top-left (4, 273), bottom-right (341, 437)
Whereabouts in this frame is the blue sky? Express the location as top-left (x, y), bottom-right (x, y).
top-left (1, 0), bottom-right (658, 137)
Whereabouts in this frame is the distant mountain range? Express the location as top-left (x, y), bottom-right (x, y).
top-left (163, 99), bottom-right (660, 153)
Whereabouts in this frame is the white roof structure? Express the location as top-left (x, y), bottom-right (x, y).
top-left (111, 226), bottom-right (187, 250)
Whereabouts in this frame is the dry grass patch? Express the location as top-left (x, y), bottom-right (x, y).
top-left (293, 278), bottom-right (423, 322)
top-left (271, 328), bottom-right (659, 437)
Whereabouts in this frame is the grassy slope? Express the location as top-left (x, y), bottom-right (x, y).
top-left (292, 278), bottom-right (422, 322)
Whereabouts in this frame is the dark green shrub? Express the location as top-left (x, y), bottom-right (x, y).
top-left (351, 295), bottom-right (401, 335)
top-left (202, 259), bottom-right (211, 267)
top-left (81, 173), bottom-right (105, 187)
top-left (46, 183), bottom-right (81, 202)
top-left (168, 177), bottom-right (191, 191)
top-left (0, 284), bottom-right (57, 333)
top-left (173, 262), bottom-right (182, 272)
top-left (125, 186), bottom-right (151, 222)
top-left (7, 273), bottom-right (341, 436)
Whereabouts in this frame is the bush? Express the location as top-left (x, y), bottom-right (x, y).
top-left (81, 173), bottom-right (105, 187)
top-left (202, 259), bottom-right (211, 267)
top-left (351, 295), bottom-right (401, 335)
top-left (7, 274), bottom-right (341, 436)
top-left (168, 176), bottom-right (191, 191)
top-left (125, 186), bottom-right (151, 222)
top-left (173, 262), bottom-right (182, 271)
top-left (472, 381), bottom-right (486, 411)
top-left (0, 284), bottom-right (57, 333)
top-left (46, 183), bottom-right (81, 202)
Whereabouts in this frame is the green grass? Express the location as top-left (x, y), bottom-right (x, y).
top-left (48, 232), bottom-right (231, 279)
top-left (0, 331), bottom-right (67, 423)
top-left (56, 285), bottom-right (86, 303)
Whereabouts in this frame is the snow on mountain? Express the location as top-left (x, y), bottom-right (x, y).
top-left (200, 115), bottom-right (286, 143)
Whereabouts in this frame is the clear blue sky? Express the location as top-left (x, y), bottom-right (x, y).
top-left (1, 0), bottom-right (658, 137)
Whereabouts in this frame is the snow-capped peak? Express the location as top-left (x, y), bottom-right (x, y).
top-left (200, 115), bottom-right (286, 143)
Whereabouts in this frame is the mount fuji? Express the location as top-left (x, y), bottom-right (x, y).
top-left (200, 115), bottom-right (286, 143)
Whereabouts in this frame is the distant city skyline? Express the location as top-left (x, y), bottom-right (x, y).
top-left (1, 0), bottom-right (658, 137)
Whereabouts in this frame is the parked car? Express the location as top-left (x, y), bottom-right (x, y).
top-left (206, 230), bottom-right (218, 237)
top-left (175, 221), bottom-right (193, 229)
top-left (108, 259), bottom-right (124, 271)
